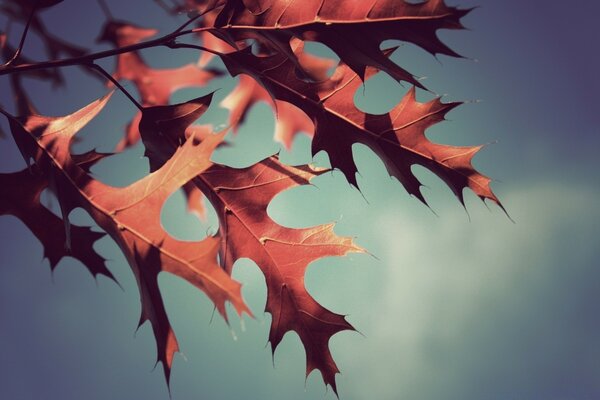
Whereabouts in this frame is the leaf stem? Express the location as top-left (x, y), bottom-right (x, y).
top-left (165, 41), bottom-right (223, 57)
top-left (88, 63), bottom-right (143, 111)
top-left (1, 5), bottom-right (36, 68)
top-left (174, 12), bottom-right (203, 34)
top-left (173, 1), bottom-right (220, 34)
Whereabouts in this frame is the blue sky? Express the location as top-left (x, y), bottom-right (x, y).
top-left (1, 1), bottom-right (599, 399)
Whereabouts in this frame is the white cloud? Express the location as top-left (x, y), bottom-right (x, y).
top-left (341, 182), bottom-right (600, 400)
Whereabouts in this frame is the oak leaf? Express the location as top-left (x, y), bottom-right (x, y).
top-left (1, 94), bottom-right (250, 384)
top-left (194, 6), bottom-right (236, 68)
top-left (98, 20), bottom-right (221, 151)
top-left (0, 72), bottom-right (110, 282)
top-left (220, 39), bottom-right (332, 148)
top-left (138, 94), bottom-right (364, 394)
top-left (0, 1), bottom-right (504, 395)
top-left (212, 0), bottom-right (470, 87)
top-left (221, 74), bottom-right (314, 149)
top-left (220, 46), bottom-right (501, 207)
top-left (198, 157), bottom-right (363, 394)
top-left (0, 167), bottom-right (113, 280)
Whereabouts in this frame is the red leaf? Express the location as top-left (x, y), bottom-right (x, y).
top-left (98, 20), bottom-right (219, 105)
top-left (182, 182), bottom-right (207, 220)
top-left (221, 75), bottom-right (314, 149)
top-left (138, 94), bottom-right (364, 393)
top-left (213, 0), bottom-right (470, 87)
top-left (2, 94), bottom-right (250, 384)
top-left (195, 7), bottom-right (236, 68)
top-left (220, 46), bottom-right (501, 207)
top-left (198, 157), bottom-right (364, 394)
top-left (0, 74), bottom-right (112, 281)
top-left (98, 20), bottom-right (222, 150)
top-left (221, 39), bottom-right (333, 148)
top-left (0, 1), bottom-right (505, 395)
top-left (0, 167), bottom-right (113, 280)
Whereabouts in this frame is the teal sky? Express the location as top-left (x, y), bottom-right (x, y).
top-left (1, 1), bottom-right (599, 399)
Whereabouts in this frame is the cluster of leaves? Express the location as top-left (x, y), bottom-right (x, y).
top-left (0, 0), bottom-right (502, 395)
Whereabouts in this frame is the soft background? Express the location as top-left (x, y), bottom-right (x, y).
top-left (1, 1), bottom-right (599, 399)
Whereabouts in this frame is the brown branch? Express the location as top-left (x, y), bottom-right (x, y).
top-left (87, 63), bottom-right (143, 111)
top-left (1, 4), bottom-right (36, 68)
top-left (165, 41), bottom-right (223, 57)
top-left (0, 25), bottom-right (216, 77)
top-left (97, 0), bottom-right (113, 20)
top-left (174, 13), bottom-right (202, 34)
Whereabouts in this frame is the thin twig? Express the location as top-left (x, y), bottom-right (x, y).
top-left (166, 41), bottom-right (223, 58)
top-left (0, 25), bottom-right (214, 77)
top-left (88, 62), bottom-right (143, 111)
top-left (1, 5), bottom-right (36, 68)
top-left (97, 0), bottom-right (113, 20)
top-left (174, 12), bottom-right (203, 34)
top-left (173, 1), bottom-right (221, 34)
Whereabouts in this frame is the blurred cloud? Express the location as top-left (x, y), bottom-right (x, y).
top-left (346, 182), bottom-right (600, 400)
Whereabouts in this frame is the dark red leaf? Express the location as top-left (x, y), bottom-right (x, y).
top-left (0, 167), bottom-right (113, 280)
top-left (213, 0), bottom-right (470, 87)
top-left (138, 94), bottom-right (364, 394)
top-left (98, 20), bottom-right (222, 150)
top-left (220, 46), bottom-right (501, 207)
top-left (2, 94), bottom-right (250, 384)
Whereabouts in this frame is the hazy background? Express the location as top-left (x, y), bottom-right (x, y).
top-left (1, 1), bottom-right (599, 399)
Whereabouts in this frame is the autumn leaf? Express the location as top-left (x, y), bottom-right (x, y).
top-left (138, 93), bottom-right (364, 394)
top-left (220, 74), bottom-right (312, 149)
top-left (218, 45), bottom-right (500, 208)
top-left (98, 19), bottom-right (222, 151)
top-left (1, 30), bottom-right (62, 146)
top-left (135, 91), bottom-right (225, 225)
top-left (182, 124), bottom-right (226, 220)
top-left (199, 157), bottom-right (364, 394)
top-left (0, 0), bottom-right (504, 395)
top-left (212, 0), bottom-right (469, 88)
top-left (136, 93), bottom-right (224, 222)
top-left (1, 94), bottom-right (250, 384)
top-left (138, 93), bottom-right (215, 169)
top-left (0, 73), bottom-right (110, 282)
top-left (0, 167), bottom-right (113, 280)
top-left (220, 39), bottom-right (333, 148)
top-left (194, 6), bottom-right (236, 68)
